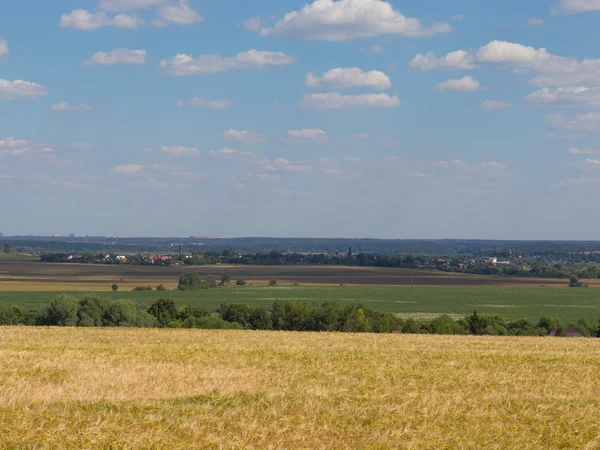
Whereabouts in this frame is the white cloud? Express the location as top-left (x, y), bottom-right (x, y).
top-left (157, 0), bottom-right (203, 25)
top-left (222, 129), bottom-right (266, 143)
top-left (0, 79), bottom-right (48, 100)
top-left (526, 18), bottom-right (544, 26)
top-left (177, 97), bottom-right (232, 109)
top-left (569, 147), bottom-right (600, 155)
top-left (410, 50), bottom-right (477, 71)
top-left (0, 38), bottom-right (8, 58)
top-left (525, 86), bottom-right (600, 107)
top-left (113, 164), bottom-right (143, 174)
top-left (72, 142), bottom-right (93, 150)
top-left (301, 92), bottom-right (400, 109)
top-left (259, 0), bottom-right (451, 41)
top-left (160, 50), bottom-right (296, 76)
top-left (274, 158), bottom-right (312, 173)
top-left (285, 129), bottom-right (328, 142)
top-left (547, 112), bottom-right (600, 131)
top-left (60, 9), bottom-right (143, 30)
top-left (432, 159), bottom-right (507, 170)
top-left (64, 181), bottom-right (93, 190)
top-left (0, 137), bottom-right (53, 157)
top-left (434, 76), bottom-right (481, 92)
top-left (305, 68), bottom-right (392, 90)
top-left (52, 102), bottom-right (93, 112)
top-left (411, 40), bottom-right (597, 79)
top-left (554, 0), bottom-right (600, 14)
top-left (453, 14), bottom-right (465, 20)
top-left (209, 147), bottom-right (240, 156)
top-left (244, 17), bottom-right (262, 31)
top-left (585, 159), bottom-right (600, 165)
top-left (84, 48), bottom-right (147, 66)
top-left (160, 145), bottom-right (199, 156)
top-left (481, 100), bottom-right (512, 110)
top-left (98, 0), bottom-right (165, 12)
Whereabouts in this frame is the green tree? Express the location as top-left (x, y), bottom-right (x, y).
top-left (156, 284), bottom-right (167, 291)
top-left (3, 241), bottom-right (11, 253)
top-left (104, 300), bottom-right (138, 327)
top-left (206, 274), bottom-right (217, 289)
top-left (77, 294), bottom-right (111, 327)
top-left (248, 308), bottom-right (273, 330)
top-left (112, 284), bottom-right (119, 292)
top-left (177, 271), bottom-right (204, 291)
top-left (221, 272), bottom-right (232, 286)
top-left (236, 279), bottom-right (247, 286)
top-left (38, 294), bottom-right (79, 326)
top-left (431, 315), bottom-right (468, 335)
top-left (147, 298), bottom-right (178, 327)
top-left (269, 280), bottom-right (278, 286)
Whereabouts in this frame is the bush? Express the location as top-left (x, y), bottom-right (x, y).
top-left (104, 300), bottom-right (139, 327)
top-left (37, 294), bottom-right (79, 326)
top-left (178, 272), bottom-right (205, 291)
top-left (0, 304), bottom-right (35, 326)
top-left (156, 284), bottom-right (167, 291)
top-left (135, 310), bottom-right (158, 328)
top-left (236, 279), bottom-right (247, 286)
top-left (182, 315), bottom-right (242, 330)
top-left (112, 284), bottom-right (119, 292)
top-left (77, 294), bottom-right (111, 327)
top-left (148, 298), bottom-right (178, 327)
top-left (206, 274), bottom-right (217, 289)
top-left (221, 272), bottom-right (232, 286)
top-left (132, 286), bottom-right (153, 292)
top-left (177, 305), bottom-right (209, 321)
top-left (269, 280), bottom-right (278, 286)
top-left (430, 315), bottom-right (468, 335)
top-left (219, 303), bottom-right (253, 327)
top-left (248, 308), bottom-right (273, 330)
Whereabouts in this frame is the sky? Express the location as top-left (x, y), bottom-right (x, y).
top-left (1, 0), bottom-right (600, 239)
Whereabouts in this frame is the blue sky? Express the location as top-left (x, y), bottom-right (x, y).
top-left (1, 0), bottom-right (600, 239)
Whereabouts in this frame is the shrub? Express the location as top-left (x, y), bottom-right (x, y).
top-left (132, 286), bottom-right (153, 292)
top-left (0, 304), bottom-right (35, 326)
top-left (156, 284), bottom-right (167, 291)
top-left (135, 310), bottom-right (158, 328)
top-left (104, 300), bottom-right (138, 327)
top-left (206, 274), bottom-right (217, 289)
top-left (248, 308), bottom-right (273, 330)
top-left (77, 295), bottom-right (111, 327)
top-left (219, 303), bottom-right (253, 327)
top-left (148, 298), bottom-right (178, 327)
top-left (177, 305), bottom-right (209, 321)
top-left (37, 294), bottom-right (79, 326)
top-left (236, 279), bottom-right (247, 286)
top-left (178, 272), bottom-right (204, 291)
top-left (269, 280), bottom-right (278, 286)
top-left (112, 284), bottom-right (119, 292)
top-left (221, 272), bottom-right (232, 286)
top-left (430, 315), bottom-right (468, 335)
top-left (182, 315), bottom-right (242, 330)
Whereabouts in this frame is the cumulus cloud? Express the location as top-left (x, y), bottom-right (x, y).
top-left (301, 92), bottom-right (400, 109)
top-left (160, 145), bottom-right (199, 156)
top-left (157, 0), bottom-right (203, 25)
top-left (305, 68), bottom-right (392, 90)
top-left (284, 129), bottom-right (328, 142)
top-left (409, 50), bottom-right (477, 71)
top-left (434, 76), bottom-right (481, 92)
top-left (259, 0), bottom-right (451, 41)
top-left (209, 147), bottom-right (241, 156)
top-left (113, 164), bottom-right (144, 174)
top-left (177, 97), bottom-right (232, 109)
top-left (60, 9), bottom-right (143, 30)
top-left (554, 0), bottom-right (600, 14)
top-left (0, 79), bottom-right (48, 100)
top-left (84, 48), bottom-right (147, 66)
top-left (0, 38), bottom-right (8, 58)
top-left (160, 50), bottom-right (296, 76)
top-left (526, 18), bottom-right (544, 26)
top-left (244, 17), bottom-right (262, 31)
top-left (0, 137), bottom-right (53, 157)
top-left (222, 129), bottom-right (266, 143)
top-left (546, 112), bottom-right (600, 131)
top-left (274, 158), bottom-right (312, 173)
top-left (481, 100), bottom-right (512, 110)
top-left (525, 87), bottom-right (600, 107)
top-left (52, 102), bottom-right (93, 112)
top-left (569, 147), bottom-right (600, 155)
top-left (411, 40), bottom-right (598, 79)
top-left (98, 0), bottom-right (166, 12)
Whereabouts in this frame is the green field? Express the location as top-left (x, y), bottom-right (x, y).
top-left (2, 285), bottom-right (600, 324)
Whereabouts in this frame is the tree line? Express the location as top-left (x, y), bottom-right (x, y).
top-left (1, 296), bottom-right (599, 337)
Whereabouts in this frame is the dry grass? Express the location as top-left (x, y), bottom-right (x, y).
top-left (1, 329), bottom-right (600, 449)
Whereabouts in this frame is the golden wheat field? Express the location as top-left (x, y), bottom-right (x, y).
top-left (1, 329), bottom-right (600, 449)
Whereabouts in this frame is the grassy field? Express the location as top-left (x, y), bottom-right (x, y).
top-left (1, 328), bottom-right (599, 448)
top-left (2, 285), bottom-right (600, 324)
